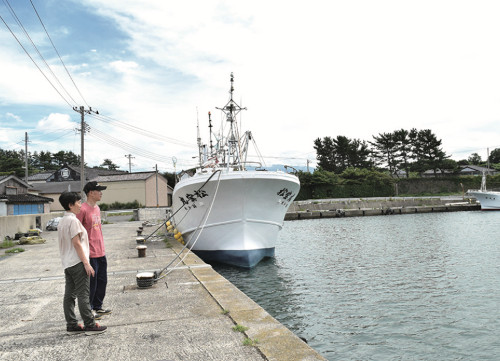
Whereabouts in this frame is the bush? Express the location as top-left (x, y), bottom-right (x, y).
top-left (99, 200), bottom-right (142, 211)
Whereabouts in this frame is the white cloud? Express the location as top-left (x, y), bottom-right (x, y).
top-left (6, 113), bottom-right (22, 122)
top-left (37, 113), bottom-right (76, 131)
top-left (2, 0), bottom-right (500, 171)
top-left (109, 60), bottom-right (139, 74)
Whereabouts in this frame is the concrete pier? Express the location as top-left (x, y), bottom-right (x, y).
top-left (0, 221), bottom-right (325, 360)
top-left (286, 197), bottom-right (480, 220)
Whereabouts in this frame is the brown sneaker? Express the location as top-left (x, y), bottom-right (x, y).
top-left (66, 324), bottom-right (84, 335)
top-left (84, 322), bottom-right (107, 336)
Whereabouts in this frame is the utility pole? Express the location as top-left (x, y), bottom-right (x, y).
top-left (125, 154), bottom-right (135, 173)
top-left (487, 147), bottom-right (490, 174)
top-left (155, 164), bottom-right (159, 207)
top-left (73, 106), bottom-right (98, 198)
top-left (172, 157), bottom-right (177, 185)
top-left (24, 132), bottom-right (29, 183)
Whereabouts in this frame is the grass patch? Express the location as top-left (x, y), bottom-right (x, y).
top-left (102, 220), bottom-right (112, 225)
top-left (232, 324), bottom-right (248, 333)
top-left (5, 247), bottom-right (24, 254)
top-left (221, 309), bottom-right (229, 315)
top-left (243, 338), bottom-right (259, 346)
top-left (0, 239), bottom-right (14, 249)
top-left (162, 237), bottom-right (172, 248)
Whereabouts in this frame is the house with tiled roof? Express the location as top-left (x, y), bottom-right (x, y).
top-left (0, 175), bottom-right (53, 216)
top-left (29, 165), bottom-right (172, 211)
top-left (92, 172), bottom-right (172, 209)
top-left (458, 164), bottom-right (498, 176)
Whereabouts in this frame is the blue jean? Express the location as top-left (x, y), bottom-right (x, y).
top-left (64, 262), bottom-right (95, 328)
top-left (89, 256), bottom-right (108, 310)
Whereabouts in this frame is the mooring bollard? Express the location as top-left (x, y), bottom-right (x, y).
top-left (136, 245), bottom-right (147, 257)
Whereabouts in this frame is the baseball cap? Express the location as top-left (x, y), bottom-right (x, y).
top-left (83, 181), bottom-right (107, 194)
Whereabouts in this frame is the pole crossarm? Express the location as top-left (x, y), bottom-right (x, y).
top-left (73, 106), bottom-right (99, 197)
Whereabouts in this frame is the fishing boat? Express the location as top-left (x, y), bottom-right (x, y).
top-left (171, 73), bottom-right (300, 268)
top-left (467, 172), bottom-right (500, 210)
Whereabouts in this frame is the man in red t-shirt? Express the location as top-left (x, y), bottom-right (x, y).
top-left (77, 181), bottom-right (112, 319)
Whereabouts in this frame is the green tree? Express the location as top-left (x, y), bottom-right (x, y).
top-left (314, 136), bottom-right (371, 174)
top-left (488, 148), bottom-right (500, 164)
top-left (100, 158), bottom-right (120, 170)
top-left (162, 172), bottom-right (177, 187)
top-left (413, 129), bottom-right (449, 175)
top-left (53, 150), bottom-right (79, 166)
top-left (370, 132), bottom-right (398, 175)
top-left (394, 128), bottom-right (417, 178)
top-left (468, 152), bottom-right (482, 165)
top-left (0, 148), bottom-right (24, 176)
top-left (314, 136), bottom-right (336, 172)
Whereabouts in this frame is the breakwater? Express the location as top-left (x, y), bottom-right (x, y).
top-left (285, 196), bottom-right (480, 220)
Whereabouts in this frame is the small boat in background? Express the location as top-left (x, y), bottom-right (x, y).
top-left (172, 73), bottom-right (300, 268)
top-left (467, 172), bottom-right (500, 210)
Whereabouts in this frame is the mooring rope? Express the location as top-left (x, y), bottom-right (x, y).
top-left (137, 169), bottom-right (222, 281)
top-left (156, 169), bottom-right (222, 279)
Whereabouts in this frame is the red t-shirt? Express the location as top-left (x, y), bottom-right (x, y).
top-left (77, 202), bottom-right (105, 258)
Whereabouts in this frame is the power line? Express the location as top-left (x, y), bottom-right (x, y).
top-left (1, 0), bottom-right (77, 106)
top-left (28, 0), bottom-right (89, 107)
top-left (88, 112), bottom-right (197, 148)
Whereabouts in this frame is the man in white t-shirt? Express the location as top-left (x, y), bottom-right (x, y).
top-left (58, 191), bottom-right (107, 336)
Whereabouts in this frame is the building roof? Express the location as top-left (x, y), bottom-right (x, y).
top-left (93, 172), bottom-right (173, 190)
top-left (459, 164), bottom-right (496, 173)
top-left (93, 172), bottom-right (156, 182)
top-left (66, 164), bottom-right (126, 179)
top-left (27, 172), bottom-right (53, 182)
top-left (30, 181), bottom-right (82, 194)
top-left (0, 174), bottom-right (31, 188)
top-left (0, 193), bottom-right (53, 203)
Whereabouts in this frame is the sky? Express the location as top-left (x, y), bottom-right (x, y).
top-left (1, 0), bottom-right (500, 174)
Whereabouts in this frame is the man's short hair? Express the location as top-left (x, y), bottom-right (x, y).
top-left (59, 191), bottom-right (81, 211)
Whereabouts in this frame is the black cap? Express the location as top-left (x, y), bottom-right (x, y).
top-left (83, 181), bottom-right (107, 194)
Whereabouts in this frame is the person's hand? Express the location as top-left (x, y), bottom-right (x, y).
top-left (84, 263), bottom-right (95, 277)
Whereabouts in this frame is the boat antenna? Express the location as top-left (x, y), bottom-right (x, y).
top-left (208, 111), bottom-right (214, 157)
top-left (216, 72), bottom-right (246, 168)
top-left (197, 107), bottom-right (202, 168)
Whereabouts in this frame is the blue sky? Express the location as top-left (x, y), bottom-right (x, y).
top-left (1, 0), bottom-right (500, 173)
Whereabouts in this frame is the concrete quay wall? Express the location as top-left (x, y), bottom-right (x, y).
top-left (286, 197), bottom-right (480, 220)
top-left (0, 221), bottom-right (325, 361)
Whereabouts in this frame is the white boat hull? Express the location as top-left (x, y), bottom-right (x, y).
top-left (468, 190), bottom-right (500, 210)
top-left (172, 170), bottom-right (300, 267)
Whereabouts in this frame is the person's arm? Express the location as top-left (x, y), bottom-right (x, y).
top-left (72, 233), bottom-right (94, 277)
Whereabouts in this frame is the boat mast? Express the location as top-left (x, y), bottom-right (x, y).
top-left (208, 111), bottom-right (214, 157)
top-left (216, 72), bottom-right (246, 170)
top-left (197, 109), bottom-right (203, 168)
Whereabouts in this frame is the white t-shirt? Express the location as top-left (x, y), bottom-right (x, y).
top-left (58, 212), bottom-right (90, 269)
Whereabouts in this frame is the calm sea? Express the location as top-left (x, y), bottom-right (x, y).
top-left (213, 211), bottom-right (500, 361)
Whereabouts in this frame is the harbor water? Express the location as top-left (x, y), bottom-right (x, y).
top-left (213, 211), bottom-right (499, 360)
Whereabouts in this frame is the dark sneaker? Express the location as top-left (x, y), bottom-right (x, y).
top-left (84, 323), bottom-right (107, 336)
top-left (66, 324), bottom-right (84, 335)
top-left (93, 312), bottom-right (103, 320)
top-left (95, 308), bottom-right (112, 315)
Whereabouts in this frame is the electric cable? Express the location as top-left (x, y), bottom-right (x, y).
top-left (28, 0), bottom-right (89, 107)
top-left (1, 0), bottom-right (77, 106)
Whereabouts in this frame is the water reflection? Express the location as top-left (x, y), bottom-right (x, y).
top-left (215, 212), bottom-right (500, 360)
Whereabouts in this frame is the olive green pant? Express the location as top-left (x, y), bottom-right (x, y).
top-left (63, 262), bottom-right (95, 328)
